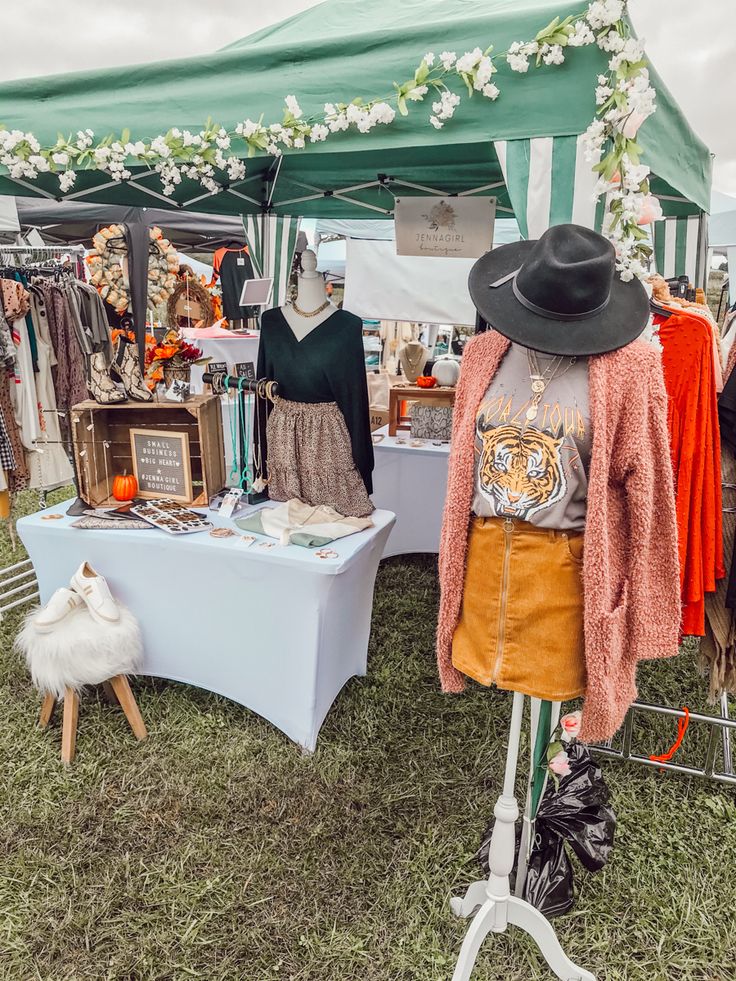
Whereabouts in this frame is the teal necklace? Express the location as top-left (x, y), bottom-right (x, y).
top-left (226, 376), bottom-right (255, 492)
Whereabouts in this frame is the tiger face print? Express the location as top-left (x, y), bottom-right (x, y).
top-left (476, 421), bottom-right (567, 521)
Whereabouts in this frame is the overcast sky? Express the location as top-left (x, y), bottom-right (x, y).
top-left (1, 0), bottom-right (733, 198)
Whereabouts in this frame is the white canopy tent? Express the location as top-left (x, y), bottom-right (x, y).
top-left (710, 190), bottom-right (736, 303)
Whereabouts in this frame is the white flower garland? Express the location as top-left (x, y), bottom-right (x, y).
top-left (0, 1), bottom-right (657, 278)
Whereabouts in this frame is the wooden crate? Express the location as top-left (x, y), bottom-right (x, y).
top-left (71, 396), bottom-right (225, 508)
top-left (388, 385), bottom-right (456, 435)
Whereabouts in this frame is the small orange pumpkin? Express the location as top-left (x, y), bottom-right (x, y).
top-left (416, 375), bottom-right (437, 389)
top-left (112, 472), bottom-right (138, 502)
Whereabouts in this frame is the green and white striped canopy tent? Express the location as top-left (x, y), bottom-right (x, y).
top-left (242, 215), bottom-right (302, 308)
top-left (0, 0), bottom-right (712, 340)
top-left (652, 215), bottom-right (709, 289)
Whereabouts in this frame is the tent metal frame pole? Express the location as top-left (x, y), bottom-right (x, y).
top-left (390, 178), bottom-right (451, 196)
top-left (226, 188), bottom-right (262, 207)
top-left (127, 180), bottom-right (182, 207)
top-left (332, 193), bottom-right (392, 215)
top-left (60, 170), bottom-right (157, 201)
top-left (5, 178), bottom-right (57, 200)
top-left (459, 182), bottom-right (506, 196)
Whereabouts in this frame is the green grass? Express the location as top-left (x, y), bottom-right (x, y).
top-left (1, 490), bottom-right (735, 980)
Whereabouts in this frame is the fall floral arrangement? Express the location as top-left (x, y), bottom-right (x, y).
top-left (85, 224), bottom-right (180, 314)
top-left (111, 328), bottom-right (207, 389)
top-left (145, 329), bottom-right (207, 387)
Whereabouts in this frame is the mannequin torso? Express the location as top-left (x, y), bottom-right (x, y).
top-left (399, 340), bottom-right (429, 383)
top-left (280, 249), bottom-right (337, 341)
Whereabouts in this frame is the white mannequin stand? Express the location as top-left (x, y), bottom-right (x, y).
top-left (280, 249), bottom-right (337, 341)
top-left (450, 691), bottom-right (596, 981)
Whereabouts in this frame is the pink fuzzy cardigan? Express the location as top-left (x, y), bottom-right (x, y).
top-left (437, 330), bottom-right (681, 742)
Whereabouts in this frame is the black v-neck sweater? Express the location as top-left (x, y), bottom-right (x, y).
top-left (256, 307), bottom-right (374, 494)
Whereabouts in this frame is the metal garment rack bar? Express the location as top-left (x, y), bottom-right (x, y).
top-left (201, 372), bottom-right (280, 398)
top-left (0, 243), bottom-right (86, 253)
top-left (592, 699), bottom-right (736, 786)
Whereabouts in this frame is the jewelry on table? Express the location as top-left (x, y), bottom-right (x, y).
top-left (291, 298), bottom-right (331, 318)
top-left (209, 527), bottom-right (236, 539)
top-left (524, 348), bottom-right (577, 423)
top-left (258, 541), bottom-right (277, 550)
top-left (239, 535), bottom-right (257, 546)
top-left (372, 434), bottom-right (385, 444)
top-left (410, 439), bottom-right (425, 447)
top-left (315, 548), bottom-right (338, 560)
top-left (41, 513), bottom-right (64, 520)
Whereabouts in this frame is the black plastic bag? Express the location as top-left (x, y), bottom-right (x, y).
top-left (538, 741), bottom-right (616, 873)
top-left (476, 741), bottom-right (616, 918)
top-left (524, 826), bottom-right (575, 918)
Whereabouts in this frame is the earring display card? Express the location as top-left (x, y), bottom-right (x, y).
top-left (130, 498), bottom-right (212, 535)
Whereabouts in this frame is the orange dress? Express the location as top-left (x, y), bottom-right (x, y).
top-left (657, 312), bottom-right (725, 635)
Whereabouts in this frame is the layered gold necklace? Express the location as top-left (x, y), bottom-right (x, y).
top-left (525, 348), bottom-right (577, 423)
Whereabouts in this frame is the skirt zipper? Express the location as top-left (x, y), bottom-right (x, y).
top-left (492, 518), bottom-right (514, 684)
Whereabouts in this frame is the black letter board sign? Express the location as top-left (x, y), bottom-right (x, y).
top-left (130, 428), bottom-right (193, 503)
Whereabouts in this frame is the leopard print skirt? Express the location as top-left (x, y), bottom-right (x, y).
top-left (266, 398), bottom-right (374, 518)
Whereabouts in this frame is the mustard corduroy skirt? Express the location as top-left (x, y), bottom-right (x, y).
top-left (451, 516), bottom-right (587, 701)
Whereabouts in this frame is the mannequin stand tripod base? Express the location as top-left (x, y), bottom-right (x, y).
top-left (449, 691), bottom-right (596, 981)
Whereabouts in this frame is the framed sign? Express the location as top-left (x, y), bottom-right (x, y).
top-left (129, 429), bottom-right (193, 503)
top-left (395, 196), bottom-right (495, 259)
top-left (238, 277), bottom-right (274, 307)
top-left (235, 361), bottom-right (256, 381)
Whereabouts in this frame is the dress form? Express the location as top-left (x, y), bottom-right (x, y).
top-left (281, 249), bottom-right (337, 341)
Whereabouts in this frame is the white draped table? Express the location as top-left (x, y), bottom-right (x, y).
top-left (19, 502), bottom-right (395, 751)
top-left (370, 426), bottom-right (449, 557)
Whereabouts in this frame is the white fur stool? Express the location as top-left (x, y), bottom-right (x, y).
top-left (16, 602), bottom-right (147, 763)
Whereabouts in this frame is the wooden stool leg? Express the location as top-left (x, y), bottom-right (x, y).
top-left (109, 675), bottom-right (148, 741)
top-left (61, 688), bottom-right (79, 765)
top-left (39, 693), bottom-right (55, 728)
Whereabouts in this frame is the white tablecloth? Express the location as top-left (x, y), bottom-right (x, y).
top-left (370, 426), bottom-right (449, 557)
top-left (18, 502), bottom-right (395, 751)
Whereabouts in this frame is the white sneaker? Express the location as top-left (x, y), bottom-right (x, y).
top-left (35, 587), bottom-right (84, 633)
top-left (70, 562), bottom-right (120, 624)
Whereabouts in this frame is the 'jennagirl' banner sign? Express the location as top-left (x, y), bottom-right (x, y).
top-left (395, 196), bottom-right (495, 259)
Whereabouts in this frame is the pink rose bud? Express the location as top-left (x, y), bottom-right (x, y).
top-left (637, 194), bottom-right (663, 226)
top-left (621, 110), bottom-right (646, 140)
top-left (560, 711), bottom-right (582, 740)
top-left (549, 750), bottom-right (572, 777)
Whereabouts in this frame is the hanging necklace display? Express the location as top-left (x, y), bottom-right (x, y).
top-left (524, 348), bottom-right (577, 423)
top-left (291, 298), bottom-right (331, 318)
top-left (402, 343), bottom-right (427, 376)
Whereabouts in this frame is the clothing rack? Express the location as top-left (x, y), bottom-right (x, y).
top-left (0, 243), bottom-right (86, 256)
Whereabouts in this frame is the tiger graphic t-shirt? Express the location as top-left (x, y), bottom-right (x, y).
top-left (472, 343), bottom-right (591, 530)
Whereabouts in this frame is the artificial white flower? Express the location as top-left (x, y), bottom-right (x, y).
top-left (595, 82), bottom-right (613, 105)
top-left (542, 43), bottom-right (565, 66)
top-left (586, 0), bottom-right (624, 31)
top-left (216, 134), bottom-right (231, 150)
top-left (407, 85), bottom-right (429, 101)
top-left (324, 103), bottom-right (337, 117)
top-left (474, 55), bottom-right (496, 88)
top-left (59, 170), bottom-right (76, 192)
top-left (28, 154), bottom-right (50, 172)
top-left (310, 124), bottom-right (329, 142)
top-left (568, 20), bottom-right (595, 46)
top-left (52, 151), bottom-right (70, 166)
top-left (430, 116), bottom-right (444, 129)
top-left (328, 113), bottom-right (349, 133)
top-left (294, 136), bottom-right (305, 149)
top-left (285, 95), bottom-right (302, 118)
top-left (439, 51), bottom-right (457, 70)
top-left (482, 83), bottom-right (500, 100)
top-left (597, 29), bottom-right (625, 53)
top-left (424, 52), bottom-right (435, 66)
top-left (369, 102), bottom-right (396, 125)
top-left (456, 47), bottom-right (483, 74)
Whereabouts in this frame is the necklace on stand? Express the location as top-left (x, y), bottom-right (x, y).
top-left (291, 298), bottom-right (331, 318)
top-left (525, 348), bottom-right (577, 423)
top-left (403, 344), bottom-right (426, 376)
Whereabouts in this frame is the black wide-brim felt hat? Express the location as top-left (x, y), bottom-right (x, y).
top-left (468, 223), bottom-right (650, 356)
